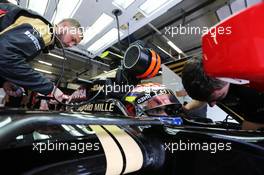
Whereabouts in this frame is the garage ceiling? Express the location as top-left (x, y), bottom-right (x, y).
top-left (8, 0), bottom-right (262, 85)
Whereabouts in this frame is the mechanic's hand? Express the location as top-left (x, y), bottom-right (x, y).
top-left (3, 81), bottom-right (25, 97)
top-left (67, 87), bottom-right (86, 103)
top-left (175, 89), bottom-right (188, 97)
top-left (49, 86), bottom-right (69, 103)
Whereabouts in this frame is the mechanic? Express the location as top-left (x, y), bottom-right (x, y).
top-left (0, 2), bottom-right (83, 101)
top-left (181, 58), bottom-right (264, 130)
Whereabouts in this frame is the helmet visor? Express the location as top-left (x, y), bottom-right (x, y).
top-left (138, 94), bottom-right (181, 111)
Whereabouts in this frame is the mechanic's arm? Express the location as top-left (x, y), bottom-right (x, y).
top-left (183, 100), bottom-right (207, 111)
top-left (0, 23), bottom-right (53, 95)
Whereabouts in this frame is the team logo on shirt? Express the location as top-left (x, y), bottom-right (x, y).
top-left (24, 30), bottom-right (41, 51)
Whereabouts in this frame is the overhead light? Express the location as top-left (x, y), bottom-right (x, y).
top-left (38, 60), bottom-right (52, 66)
top-left (34, 68), bottom-right (52, 74)
top-left (112, 0), bottom-right (135, 9)
top-left (52, 0), bottom-right (83, 24)
top-left (27, 0), bottom-right (49, 16)
top-left (247, 0), bottom-right (262, 7)
top-left (87, 28), bottom-right (124, 54)
top-left (216, 5), bottom-right (232, 21)
top-left (230, 0), bottom-right (246, 14)
top-left (47, 53), bottom-right (65, 60)
top-left (139, 0), bottom-right (182, 15)
top-left (80, 13), bottom-right (114, 45)
top-left (167, 40), bottom-right (183, 54)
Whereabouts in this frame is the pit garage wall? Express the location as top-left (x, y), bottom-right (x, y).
top-left (155, 64), bottom-right (229, 122)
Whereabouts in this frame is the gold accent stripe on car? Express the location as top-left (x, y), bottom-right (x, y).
top-left (90, 125), bottom-right (123, 175)
top-left (104, 125), bottom-right (143, 174)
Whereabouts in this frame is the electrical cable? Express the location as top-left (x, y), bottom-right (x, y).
top-left (112, 10), bottom-right (130, 84)
top-left (51, 8), bottom-right (127, 107)
top-left (50, 36), bottom-right (101, 107)
top-left (127, 22), bottom-right (131, 46)
top-left (45, 0), bottom-right (101, 107)
top-left (114, 12), bottom-right (122, 55)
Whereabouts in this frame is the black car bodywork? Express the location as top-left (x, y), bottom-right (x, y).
top-left (0, 109), bottom-right (263, 175)
top-left (1, 45), bottom-right (264, 174)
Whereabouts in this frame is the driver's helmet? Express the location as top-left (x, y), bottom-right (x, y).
top-left (124, 83), bottom-right (182, 117)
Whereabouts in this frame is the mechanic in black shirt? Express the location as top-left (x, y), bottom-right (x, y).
top-left (0, 2), bottom-right (83, 101)
top-left (181, 58), bottom-right (264, 130)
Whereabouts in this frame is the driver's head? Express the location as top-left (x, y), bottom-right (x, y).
top-left (144, 94), bottom-right (178, 116)
top-left (125, 83), bottom-right (181, 116)
top-left (182, 58), bottom-right (230, 107)
top-left (55, 18), bottom-right (83, 47)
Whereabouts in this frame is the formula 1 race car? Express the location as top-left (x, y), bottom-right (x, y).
top-left (1, 4), bottom-right (264, 174)
top-left (0, 43), bottom-right (263, 175)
